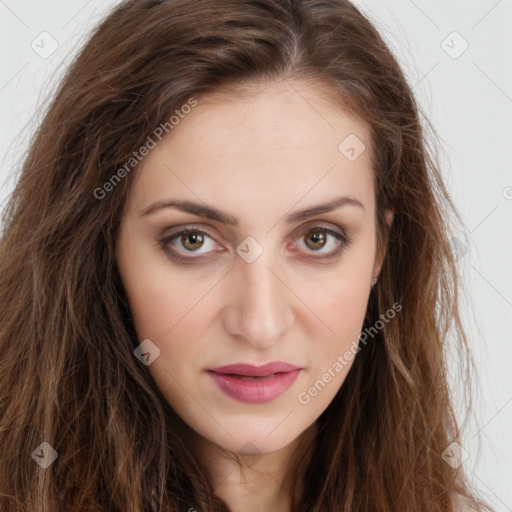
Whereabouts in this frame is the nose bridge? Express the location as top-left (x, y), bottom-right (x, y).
top-left (224, 244), bottom-right (293, 347)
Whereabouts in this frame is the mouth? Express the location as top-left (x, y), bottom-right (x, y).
top-left (206, 362), bottom-right (302, 403)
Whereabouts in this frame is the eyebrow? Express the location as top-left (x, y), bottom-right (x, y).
top-left (141, 195), bottom-right (364, 225)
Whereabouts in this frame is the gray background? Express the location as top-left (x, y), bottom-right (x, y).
top-left (1, 1), bottom-right (511, 509)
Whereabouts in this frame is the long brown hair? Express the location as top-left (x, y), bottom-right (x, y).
top-left (0, 0), bottom-right (494, 510)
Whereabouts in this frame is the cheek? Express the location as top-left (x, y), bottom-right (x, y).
top-left (121, 268), bottom-right (215, 362)
top-left (294, 269), bottom-right (371, 414)
top-left (303, 244), bottom-right (374, 368)
top-left (316, 274), bottom-right (370, 353)
top-left (117, 238), bottom-right (220, 395)
top-left (118, 253), bottom-right (209, 402)
top-left (119, 258), bottom-right (176, 339)
top-left (319, 233), bottom-right (374, 322)
top-left (117, 226), bottom-right (205, 341)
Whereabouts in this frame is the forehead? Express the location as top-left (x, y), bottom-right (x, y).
top-left (128, 80), bottom-right (375, 220)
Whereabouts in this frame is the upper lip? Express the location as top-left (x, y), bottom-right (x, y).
top-left (207, 362), bottom-right (302, 377)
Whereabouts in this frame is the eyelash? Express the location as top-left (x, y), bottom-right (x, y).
top-left (159, 224), bottom-right (352, 264)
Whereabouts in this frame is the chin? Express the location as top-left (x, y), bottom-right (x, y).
top-left (199, 418), bottom-right (307, 455)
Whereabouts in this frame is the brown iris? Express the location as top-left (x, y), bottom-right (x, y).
top-left (304, 230), bottom-right (327, 251)
top-left (181, 232), bottom-right (205, 251)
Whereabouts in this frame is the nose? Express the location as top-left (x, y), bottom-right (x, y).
top-left (221, 249), bottom-right (294, 349)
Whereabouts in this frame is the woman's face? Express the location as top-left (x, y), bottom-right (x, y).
top-left (116, 80), bottom-right (391, 456)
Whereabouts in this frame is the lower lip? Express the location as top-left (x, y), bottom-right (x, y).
top-left (207, 370), bottom-right (301, 403)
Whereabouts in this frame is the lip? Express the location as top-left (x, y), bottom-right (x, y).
top-left (207, 362), bottom-right (302, 403)
top-left (208, 362), bottom-right (302, 377)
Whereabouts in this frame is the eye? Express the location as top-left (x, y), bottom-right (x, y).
top-left (160, 227), bottom-right (219, 263)
top-left (294, 225), bottom-right (351, 259)
top-left (159, 224), bottom-right (352, 264)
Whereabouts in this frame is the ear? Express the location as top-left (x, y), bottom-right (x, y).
top-left (371, 208), bottom-right (394, 284)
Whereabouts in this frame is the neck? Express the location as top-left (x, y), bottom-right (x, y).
top-left (190, 422), bottom-right (318, 512)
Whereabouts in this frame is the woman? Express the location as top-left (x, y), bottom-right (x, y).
top-left (0, 0), bottom-right (494, 511)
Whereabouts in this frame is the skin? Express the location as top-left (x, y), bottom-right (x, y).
top-left (116, 79), bottom-right (393, 512)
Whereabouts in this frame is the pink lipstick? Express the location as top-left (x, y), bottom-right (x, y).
top-left (206, 362), bottom-right (302, 403)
